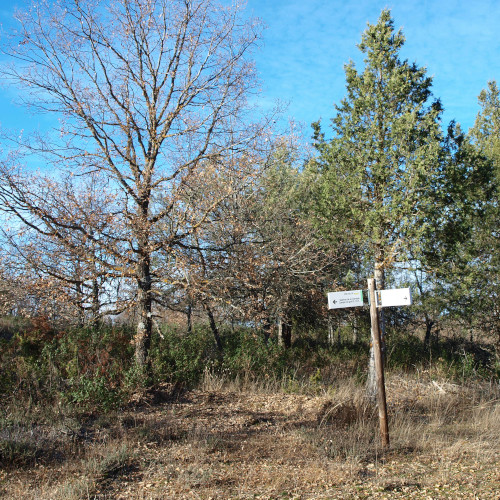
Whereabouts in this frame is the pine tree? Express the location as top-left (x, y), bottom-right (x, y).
top-left (470, 81), bottom-right (500, 179)
top-left (308, 9), bottom-right (443, 398)
top-left (467, 81), bottom-right (500, 352)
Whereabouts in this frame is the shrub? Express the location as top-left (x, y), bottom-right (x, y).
top-left (149, 324), bottom-right (214, 385)
top-left (0, 321), bottom-right (134, 415)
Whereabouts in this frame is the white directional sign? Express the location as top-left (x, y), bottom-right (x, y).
top-left (376, 287), bottom-right (412, 308)
top-left (328, 290), bottom-right (364, 310)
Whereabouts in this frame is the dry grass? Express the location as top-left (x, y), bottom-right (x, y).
top-left (1, 373), bottom-right (499, 499)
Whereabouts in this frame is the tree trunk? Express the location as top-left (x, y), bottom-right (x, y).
top-left (205, 304), bottom-right (223, 352)
top-left (278, 315), bottom-right (292, 348)
top-left (352, 313), bottom-right (359, 343)
top-left (374, 262), bottom-right (386, 342)
top-left (75, 280), bottom-right (85, 328)
top-left (278, 316), bottom-right (284, 346)
top-left (367, 263), bottom-right (385, 401)
top-left (262, 316), bottom-right (272, 344)
top-left (186, 303), bottom-right (193, 334)
top-left (367, 345), bottom-right (377, 401)
top-left (424, 318), bottom-right (434, 347)
top-left (327, 313), bottom-right (335, 345)
top-left (134, 255), bottom-right (152, 377)
top-left (90, 277), bottom-right (100, 329)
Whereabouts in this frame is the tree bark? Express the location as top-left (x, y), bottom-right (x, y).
top-left (367, 278), bottom-right (390, 447)
top-left (90, 277), bottom-right (100, 329)
top-left (75, 279), bottom-right (85, 328)
top-left (327, 314), bottom-right (335, 345)
top-left (134, 254), bottom-right (152, 376)
top-left (367, 260), bottom-right (385, 401)
top-left (205, 304), bottom-right (223, 352)
top-left (278, 315), bottom-right (292, 348)
top-left (352, 313), bottom-right (359, 343)
top-left (262, 316), bottom-right (272, 344)
top-left (186, 303), bottom-right (193, 334)
top-left (424, 318), bottom-right (434, 347)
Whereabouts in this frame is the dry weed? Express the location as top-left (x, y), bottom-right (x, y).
top-left (1, 373), bottom-right (499, 499)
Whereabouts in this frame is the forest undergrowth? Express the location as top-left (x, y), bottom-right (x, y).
top-left (1, 321), bottom-right (499, 498)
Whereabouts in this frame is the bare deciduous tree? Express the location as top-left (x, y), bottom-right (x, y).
top-left (0, 0), bottom-right (267, 376)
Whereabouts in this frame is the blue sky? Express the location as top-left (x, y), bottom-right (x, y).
top-left (0, 0), bottom-right (499, 138)
top-left (247, 0), bottom-right (500, 135)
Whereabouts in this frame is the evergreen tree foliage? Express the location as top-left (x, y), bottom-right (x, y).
top-left (466, 81), bottom-right (500, 351)
top-left (421, 123), bottom-right (494, 340)
top-left (470, 81), bottom-right (500, 180)
top-left (417, 82), bottom-right (498, 350)
top-left (308, 9), bottom-right (443, 287)
top-left (307, 9), bottom-right (445, 397)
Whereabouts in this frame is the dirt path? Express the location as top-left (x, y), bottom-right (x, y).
top-left (1, 380), bottom-right (499, 498)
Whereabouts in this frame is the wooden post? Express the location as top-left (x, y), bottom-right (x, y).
top-left (367, 278), bottom-right (390, 448)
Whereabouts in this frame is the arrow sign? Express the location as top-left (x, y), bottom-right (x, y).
top-left (376, 287), bottom-right (412, 308)
top-left (328, 290), bottom-right (364, 309)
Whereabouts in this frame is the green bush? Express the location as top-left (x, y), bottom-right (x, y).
top-left (0, 322), bottom-right (134, 415)
top-left (1, 315), bottom-right (497, 420)
top-left (386, 331), bottom-right (497, 381)
top-left (65, 374), bottom-right (123, 413)
top-left (220, 329), bottom-right (291, 380)
top-left (149, 325), bottom-right (214, 385)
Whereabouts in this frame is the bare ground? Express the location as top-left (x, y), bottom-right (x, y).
top-left (1, 374), bottom-right (499, 499)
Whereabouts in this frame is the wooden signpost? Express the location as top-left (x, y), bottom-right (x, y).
top-left (327, 281), bottom-right (412, 448)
